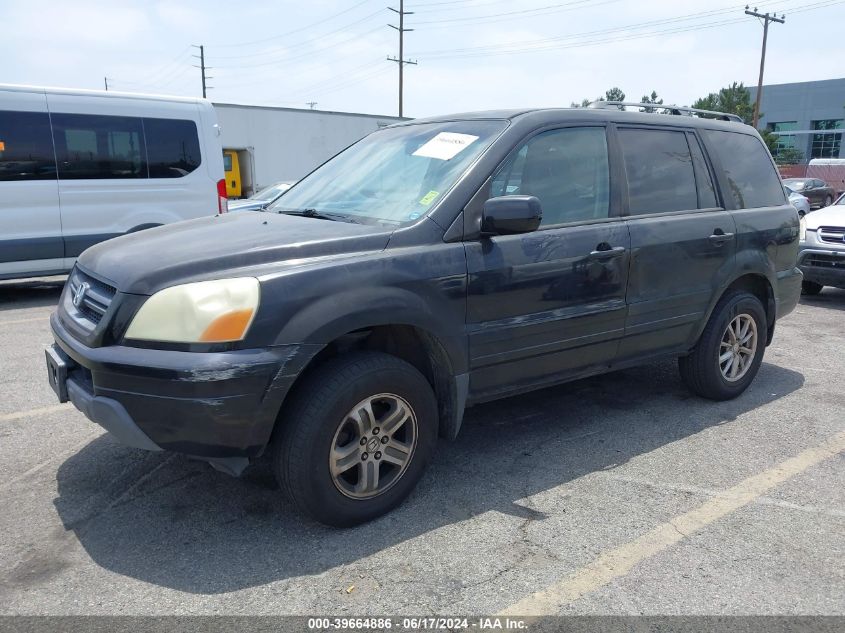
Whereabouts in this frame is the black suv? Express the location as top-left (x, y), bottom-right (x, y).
top-left (46, 106), bottom-right (802, 526)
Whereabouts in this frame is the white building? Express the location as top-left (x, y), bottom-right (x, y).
top-left (213, 102), bottom-right (404, 196)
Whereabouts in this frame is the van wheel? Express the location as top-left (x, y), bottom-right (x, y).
top-left (679, 291), bottom-right (766, 401)
top-left (272, 351), bottom-right (438, 527)
top-left (802, 281), bottom-right (823, 296)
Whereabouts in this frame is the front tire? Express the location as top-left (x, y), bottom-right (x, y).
top-left (802, 280), bottom-right (824, 295)
top-left (272, 351), bottom-right (438, 527)
top-left (679, 291), bottom-right (766, 400)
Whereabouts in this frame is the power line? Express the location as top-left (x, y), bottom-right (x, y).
top-left (210, 0), bottom-right (375, 49)
top-left (387, 0), bottom-right (417, 117)
top-left (745, 5), bottom-right (786, 127)
top-left (415, 0), bottom-right (838, 59)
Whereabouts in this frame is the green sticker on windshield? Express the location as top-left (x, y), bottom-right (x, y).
top-left (419, 190), bottom-right (439, 206)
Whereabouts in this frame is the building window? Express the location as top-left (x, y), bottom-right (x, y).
top-left (768, 121), bottom-right (800, 157)
top-left (810, 119), bottom-right (843, 158)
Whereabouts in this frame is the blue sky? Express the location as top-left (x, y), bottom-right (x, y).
top-left (2, 0), bottom-right (844, 117)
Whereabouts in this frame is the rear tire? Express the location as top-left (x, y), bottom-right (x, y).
top-left (823, 195), bottom-right (833, 207)
top-left (272, 351), bottom-right (438, 527)
top-left (679, 291), bottom-right (766, 401)
top-left (802, 280), bottom-right (824, 296)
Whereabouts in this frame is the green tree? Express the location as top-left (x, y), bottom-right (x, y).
top-left (759, 129), bottom-right (779, 154)
top-left (605, 87), bottom-right (626, 110)
top-left (640, 90), bottom-right (664, 113)
top-left (569, 97), bottom-right (593, 108)
top-left (774, 148), bottom-right (805, 165)
top-left (692, 82), bottom-right (755, 124)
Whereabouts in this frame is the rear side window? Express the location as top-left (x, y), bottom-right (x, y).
top-left (144, 118), bottom-right (201, 178)
top-left (618, 128), bottom-right (698, 214)
top-left (0, 110), bottom-right (57, 181)
top-left (491, 126), bottom-right (610, 226)
top-left (52, 113), bottom-right (146, 179)
top-left (703, 130), bottom-right (785, 208)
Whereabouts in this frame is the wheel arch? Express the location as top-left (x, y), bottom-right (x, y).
top-left (275, 322), bottom-right (469, 443)
top-left (696, 272), bottom-right (776, 348)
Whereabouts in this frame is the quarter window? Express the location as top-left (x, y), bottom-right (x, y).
top-left (703, 130), bottom-right (785, 209)
top-left (490, 127), bottom-right (610, 226)
top-left (0, 110), bottom-right (57, 181)
top-left (618, 128), bottom-right (698, 214)
top-left (52, 113), bottom-right (146, 179)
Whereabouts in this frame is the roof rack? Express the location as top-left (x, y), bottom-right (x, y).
top-left (588, 101), bottom-right (744, 124)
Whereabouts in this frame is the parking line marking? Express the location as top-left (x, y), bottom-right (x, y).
top-left (0, 403), bottom-right (71, 422)
top-left (500, 430), bottom-right (845, 616)
top-left (0, 315), bottom-right (50, 326)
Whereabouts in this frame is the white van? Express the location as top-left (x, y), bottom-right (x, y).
top-left (0, 84), bottom-right (226, 280)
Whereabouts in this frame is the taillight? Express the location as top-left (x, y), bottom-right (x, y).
top-left (217, 179), bottom-right (228, 214)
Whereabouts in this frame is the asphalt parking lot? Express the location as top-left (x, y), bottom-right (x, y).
top-left (0, 277), bottom-right (842, 616)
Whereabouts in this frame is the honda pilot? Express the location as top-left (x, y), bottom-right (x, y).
top-left (46, 104), bottom-right (802, 526)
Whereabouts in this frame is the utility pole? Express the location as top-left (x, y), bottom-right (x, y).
top-left (745, 6), bottom-right (785, 128)
top-left (306, 101), bottom-right (318, 110)
top-left (387, 0), bottom-right (417, 117)
top-left (192, 44), bottom-right (212, 98)
top-left (103, 77), bottom-right (109, 91)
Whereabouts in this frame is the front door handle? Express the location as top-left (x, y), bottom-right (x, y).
top-left (709, 231), bottom-right (735, 246)
top-left (588, 245), bottom-right (626, 260)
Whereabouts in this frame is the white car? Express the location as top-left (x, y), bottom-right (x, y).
top-left (798, 196), bottom-right (845, 294)
top-left (0, 84), bottom-right (225, 281)
top-left (785, 185), bottom-right (811, 217)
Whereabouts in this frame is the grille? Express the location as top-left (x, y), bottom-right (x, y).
top-left (68, 268), bottom-right (116, 325)
top-left (818, 226), bottom-right (845, 244)
top-left (802, 252), bottom-right (845, 269)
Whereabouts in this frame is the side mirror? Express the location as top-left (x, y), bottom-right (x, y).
top-left (481, 196), bottom-right (542, 236)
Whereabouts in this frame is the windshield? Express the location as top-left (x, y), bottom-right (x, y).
top-left (785, 179), bottom-right (807, 190)
top-left (268, 120), bottom-right (506, 225)
top-left (252, 182), bottom-right (291, 202)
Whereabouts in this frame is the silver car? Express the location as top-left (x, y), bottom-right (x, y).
top-left (797, 194), bottom-right (845, 294)
top-left (228, 181), bottom-right (293, 213)
top-left (785, 185), bottom-right (811, 217)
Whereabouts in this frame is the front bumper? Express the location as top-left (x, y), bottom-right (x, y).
top-left (798, 246), bottom-right (845, 288)
top-left (49, 312), bottom-right (319, 465)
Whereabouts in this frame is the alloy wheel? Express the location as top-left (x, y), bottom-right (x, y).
top-left (718, 313), bottom-right (758, 382)
top-left (329, 393), bottom-right (418, 499)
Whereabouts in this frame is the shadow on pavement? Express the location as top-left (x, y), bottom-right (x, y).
top-left (0, 277), bottom-right (66, 312)
top-left (799, 286), bottom-right (845, 312)
top-left (48, 359), bottom-right (804, 594)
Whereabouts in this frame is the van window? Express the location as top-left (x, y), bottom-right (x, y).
top-left (144, 118), bottom-right (201, 178)
top-left (703, 130), bottom-right (785, 208)
top-left (0, 110), bottom-right (57, 181)
top-left (52, 113), bottom-right (146, 179)
top-left (491, 127), bottom-right (610, 226)
top-left (618, 128), bottom-right (698, 214)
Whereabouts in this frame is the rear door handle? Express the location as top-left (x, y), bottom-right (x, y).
top-left (708, 232), bottom-right (735, 245)
top-left (588, 245), bottom-right (626, 260)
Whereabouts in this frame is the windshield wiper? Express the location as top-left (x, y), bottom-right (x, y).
top-left (276, 208), bottom-right (360, 224)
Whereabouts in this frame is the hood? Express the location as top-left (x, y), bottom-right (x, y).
top-left (805, 205), bottom-right (845, 230)
top-left (78, 212), bottom-right (393, 295)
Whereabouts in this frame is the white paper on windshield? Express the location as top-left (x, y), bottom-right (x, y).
top-left (412, 132), bottom-right (479, 161)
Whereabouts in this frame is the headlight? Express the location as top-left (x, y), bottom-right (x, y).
top-left (799, 215), bottom-right (807, 241)
top-left (125, 278), bottom-right (260, 343)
